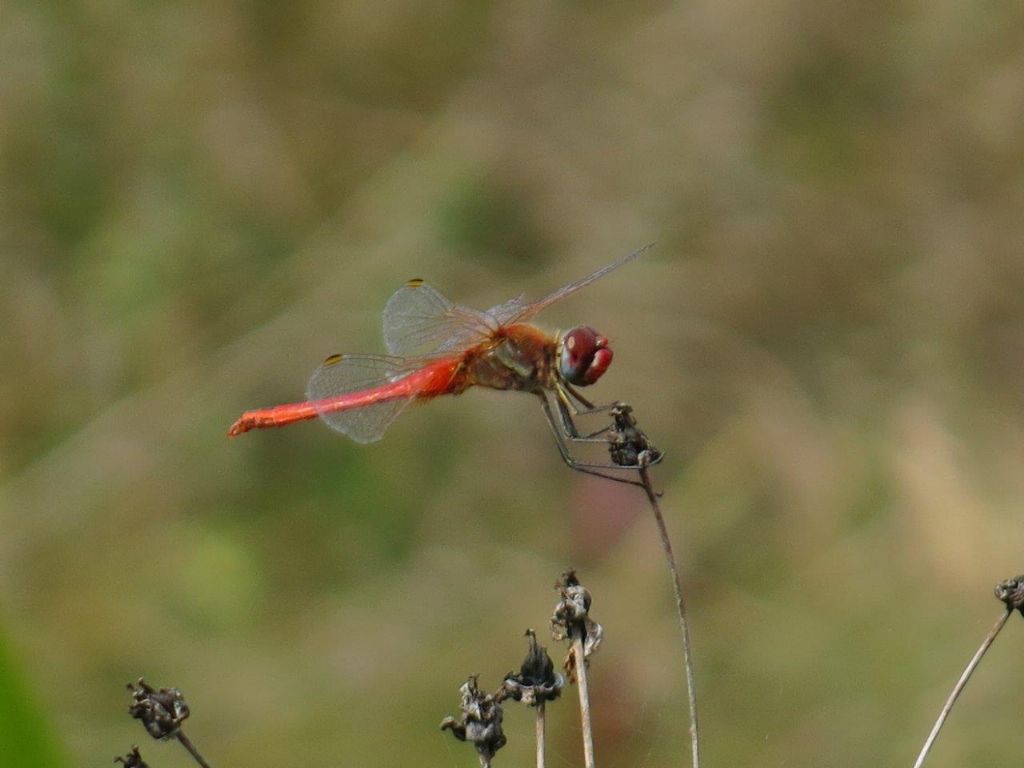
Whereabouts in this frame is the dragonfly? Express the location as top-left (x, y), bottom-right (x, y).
top-left (228, 244), bottom-right (660, 484)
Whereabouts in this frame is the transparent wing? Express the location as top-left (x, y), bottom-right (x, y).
top-left (483, 293), bottom-right (527, 327)
top-left (383, 280), bottom-right (498, 357)
top-left (502, 243), bottom-right (655, 325)
top-left (382, 244), bottom-right (652, 354)
top-left (306, 354), bottom-right (420, 444)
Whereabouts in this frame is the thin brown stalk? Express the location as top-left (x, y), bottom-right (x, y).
top-left (911, 607), bottom-right (1012, 768)
top-left (176, 731), bottom-right (213, 768)
top-left (572, 630), bottom-right (597, 768)
top-left (535, 702), bottom-right (547, 768)
top-left (639, 463), bottom-right (700, 768)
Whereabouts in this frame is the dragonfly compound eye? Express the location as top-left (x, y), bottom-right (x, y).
top-left (559, 326), bottom-right (613, 386)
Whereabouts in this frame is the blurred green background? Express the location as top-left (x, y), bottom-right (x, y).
top-left (2, 1), bottom-right (1024, 766)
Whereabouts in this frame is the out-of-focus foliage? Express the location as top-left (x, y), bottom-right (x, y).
top-left (2, 1), bottom-right (1024, 767)
top-left (0, 629), bottom-right (65, 767)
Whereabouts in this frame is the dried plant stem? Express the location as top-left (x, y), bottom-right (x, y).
top-left (911, 607), bottom-right (1012, 768)
top-left (176, 731), bottom-right (213, 768)
top-left (571, 630), bottom-right (597, 768)
top-left (639, 464), bottom-right (700, 768)
top-left (535, 702), bottom-right (547, 768)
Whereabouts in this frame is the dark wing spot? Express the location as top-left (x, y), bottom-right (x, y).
top-left (406, 278), bottom-right (425, 287)
top-left (323, 353), bottom-right (344, 366)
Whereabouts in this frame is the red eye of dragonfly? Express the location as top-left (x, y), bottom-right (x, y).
top-left (559, 326), bottom-right (613, 386)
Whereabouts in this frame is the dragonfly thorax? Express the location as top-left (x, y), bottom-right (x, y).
top-left (460, 324), bottom-right (559, 393)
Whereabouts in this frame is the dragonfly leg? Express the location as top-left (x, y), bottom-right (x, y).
top-left (552, 392), bottom-right (665, 470)
top-left (553, 387), bottom-right (622, 441)
top-left (536, 397), bottom-right (663, 487)
top-left (540, 393), bottom-right (652, 488)
top-left (556, 386), bottom-right (665, 462)
top-left (558, 383), bottom-right (626, 420)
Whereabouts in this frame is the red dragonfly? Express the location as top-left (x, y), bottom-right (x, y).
top-left (229, 245), bottom-right (658, 483)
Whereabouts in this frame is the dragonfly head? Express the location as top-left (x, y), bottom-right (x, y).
top-left (558, 326), bottom-right (613, 386)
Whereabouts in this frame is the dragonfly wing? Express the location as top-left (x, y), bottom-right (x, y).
top-left (383, 280), bottom-right (497, 357)
top-left (306, 354), bottom-right (417, 444)
top-left (505, 243), bottom-right (655, 324)
top-left (484, 293), bottom-right (527, 326)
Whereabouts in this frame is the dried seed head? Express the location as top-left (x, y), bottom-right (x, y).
top-left (607, 404), bottom-right (662, 468)
top-left (503, 629), bottom-right (563, 706)
top-left (551, 569), bottom-right (589, 634)
top-left (995, 575), bottom-right (1024, 615)
top-left (440, 675), bottom-right (507, 765)
top-left (551, 570), bottom-right (603, 680)
top-left (127, 678), bottom-right (190, 740)
top-left (113, 746), bottom-right (148, 768)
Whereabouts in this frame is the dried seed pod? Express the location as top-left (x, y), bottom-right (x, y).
top-left (502, 629), bottom-right (563, 706)
top-left (127, 678), bottom-right (190, 740)
top-left (113, 746), bottom-right (148, 768)
top-left (441, 675), bottom-right (507, 766)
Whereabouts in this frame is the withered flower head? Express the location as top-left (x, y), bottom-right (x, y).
top-left (503, 629), bottom-right (563, 706)
top-left (440, 675), bottom-right (507, 766)
top-left (551, 570), bottom-right (604, 681)
top-left (127, 678), bottom-right (190, 740)
top-left (113, 746), bottom-right (148, 768)
top-left (552, 570), bottom-right (603, 652)
top-left (607, 404), bottom-right (662, 468)
top-left (995, 574), bottom-right (1024, 615)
